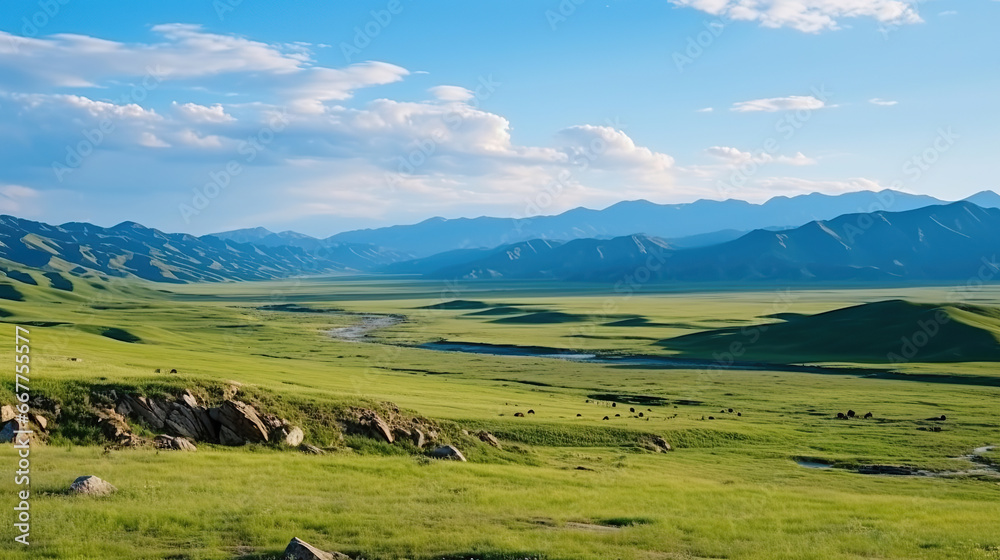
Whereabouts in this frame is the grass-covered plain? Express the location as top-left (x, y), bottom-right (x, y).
top-left (1, 271), bottom-right (999, 559)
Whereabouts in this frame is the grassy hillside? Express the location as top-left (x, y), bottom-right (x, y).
top-left (1, 276), bottom-right (999, 559)
top-left (660, 300), bottom-right (1000, 363)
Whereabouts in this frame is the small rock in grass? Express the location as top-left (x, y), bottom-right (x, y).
top-left (283, 537), bottom-right (351, 560)
top-left (429, 445), bottom-right (467, 462)
top-left (69, 475), bottom-right (117, 496)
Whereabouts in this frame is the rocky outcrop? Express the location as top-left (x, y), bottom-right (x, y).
top-left (95, 408), bottom-right (138, 446)
top-left (1, 405), bottom-right (14, 423)
top-left (649, 436), bottom-right (672, 453)
top-left (210, 400), bottom-right (270, 444)
top-left (283, 537), bottom-right (351, 560)
top-left (69, 475), bottom-right (117, 496)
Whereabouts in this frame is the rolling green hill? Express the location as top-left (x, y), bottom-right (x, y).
top-left (660, 299), bottom-right (1000, 363)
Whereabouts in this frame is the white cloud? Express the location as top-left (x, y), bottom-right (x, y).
top-left (706, 146), bottom-right (816, 166)
top-left (868, 97), bottom-right (898, 106)
top-left (172, 102), bottom-right (235, 123)
top-left (0, 25), bottom-right (407, 114)
top-left (557, 125), bottom-right (675, 176)
top-left (138, 132), bottom-right (170, 148)
top-left (0, 185), bottom-right (41, 214)
top-left (429, 86), bottom-right (475, 102)
top-left (696, 107), bottom-right (714, 113)
top-left (670, 0), bottom-right (923, 33)
top-left (731, 95), bottom-right (826, 112)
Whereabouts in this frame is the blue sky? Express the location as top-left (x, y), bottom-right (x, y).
top-left (0, 0), bottom-right (996, 236)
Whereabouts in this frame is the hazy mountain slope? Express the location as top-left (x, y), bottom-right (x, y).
top-left (408, 202), bottom-right (1000, 283)
top-left (659, 300), bottom-right (1000, 363)
top-left (323, 189), bottom-right (971, 257)
top-left (205, 229), bottom-right (410, 267)
top-left (0, 216), bottom-right (346, 283)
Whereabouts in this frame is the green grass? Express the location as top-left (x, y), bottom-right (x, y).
top-left (1, 274), bottom-right (999, 558)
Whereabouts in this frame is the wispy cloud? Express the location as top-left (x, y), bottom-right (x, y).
top-left (731, 95), bottom-right (827, 112)
top-left (869, 98), bottom-right (898, 106)
top-left (669, 0), bottom-right (923, 33)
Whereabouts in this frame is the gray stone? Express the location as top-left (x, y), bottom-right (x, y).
top-left (155, 434), bottom-right (197, 451)
top-left (283, 537), bottom-right (350, 560)
top-left (477, 431), bottom-right (501, 449)
top-left (69, 475), bottom-right (117, 496)
top-left (429, 445), bottom-right (467, 462)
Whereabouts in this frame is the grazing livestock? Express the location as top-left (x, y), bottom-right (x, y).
top-left (836, 412), bottom-right (847, 419)
top-left (514, 412), bottom-right (525, 417)
top-left (576, 414), bottom-right (582, 417)
top-left (527, 409), bottom-right (535, 415)
top-left (615, 414), bottom-right (620, 417)
top-left (737, 412), bottom-right (742, 417)
top-left (847, 410), bottom-right (856, 418)
top-left (864, 412), bottom-right (873, 419)
top-left (630, 407), bottom-right (636, 413)
top-left (603, 416), bottom-right (609, 420)
top-left (728, 408), bottom-right (733, 413)
top-left (612, 403), bottom-right (617, 408)
top-left (638, 412), bottom-right (644, 417)
top-left (708, 416), bottom-right (715, 420)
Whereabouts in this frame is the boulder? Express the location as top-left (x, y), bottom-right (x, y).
top-left (476, 431), bottom-right (501, 449)
top-left (154, 434), bottom-right (197, 451)
top-left (31, 413), bottom-right (48, 431)
top-left (1, 404), bottom-right (15, 423)
top-left (343, 409), bottom-right (394, 444)
top-left (282, 537), bottom-right (350, 560)
top-left (299, 444), bottom-right (325, 455)
top-left (69, 475), bottom-right (117, 496)
top-left (429, 445), bottom-right (467, 462)
top-left (211, 400), bottom-right (269, 444)
top-left (650, 436), bottom-right (672, 452)
top-left (277, 426), bottom-right (304, 447)
top-left (0, 418), bottom-right (27, 443)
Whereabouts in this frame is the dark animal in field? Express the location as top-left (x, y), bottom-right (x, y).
top-left (576, 414), bottom-right (582, 417)
top-left (940, 415), bottom-right (947, 421)
top-left (647, 408), bottom-right (652, 412)
top-left (615, 414), bottom-right (620, 417)
top-left (154, 368), bottom-right (160, 373)
top-left (708, 416), bottom-right (715, 420)
top-left (737, 412), bottom-right (742, 417)
top-left (169, 369), bottom-right (177, 374)
top-left (603, 416), bottom-right (609, 420)
top-left (638, 412), bottom-right (644, 417)
top-left (837, 412), bottom-right (847, 419)
top-left (864, 412), bottom-right (873, 419)
top-left (728, 408), bottom-right (733, 413)
top-left (612, 403), bottom-right (617, 408)
top-left (847, 410), bottom-right (856, 418)
top-left (527, 409), bottom-right (535, 415)
top-left (514, 412), bottom-right (525, 417)
top-left (630, 407), bottom-right (636, 413)
top-left (720, 409), bottom-right (726, 413)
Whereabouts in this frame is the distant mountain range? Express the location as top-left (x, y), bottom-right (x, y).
top-left (0, 216), bottom-right (407, 283)
top-left (393, 202), bottom-right (1000, 283)
top-left (2, 190), bottom-right (999, 285)
top-left (213, 189), bottom-right (1000, 258)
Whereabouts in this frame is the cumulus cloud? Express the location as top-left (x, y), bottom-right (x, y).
top-left (669, 0), bottom-right (922, 33)
top-left (173, 102), bottom-right (235, 123)
top-left (731, 95), bottom-right (827, 112)
top-left (428, 85), bottom-right (475, 102)
top-left (0, 25), bottom-right (407, 113)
